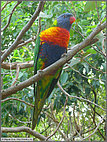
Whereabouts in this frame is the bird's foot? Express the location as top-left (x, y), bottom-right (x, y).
top-left (37, 70), bottom-right (43, 76)
top-left (61, 53), bottom-right (70, 63)
top-left (61, 53), bottom-right (67, 58)
top-left (61, 53), bottom-right (70, 64)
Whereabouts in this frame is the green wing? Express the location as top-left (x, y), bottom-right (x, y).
top-left (34, 34), bottom-right (40, 75)
top-left (32, 35), bottom-right (40, 130)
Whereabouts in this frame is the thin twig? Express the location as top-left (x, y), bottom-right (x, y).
top-left (57, 81), bottom-right (105, 111)
top-left (102, 38), bottom-right (105, 53)
top-left (44, 111), bottom-right (70, 141)
top-left (1, 13), bottom-right (12, 21)
top-left (72, 27), bottom-right (85, 39)
top-left (45, 96), bottom-right (68, 141)
top-left (11, 65), bottom-right (20, 86)
top-left (16, 36), bottom-right (38, 49)
top-left (93, 119), bottom-right (105, 140)
top-left (95, 2), bottom-right (101, 25)
top-left (1, 97), bottom-right (50, 111)
top-left (5, 108), bottom-right (31, 124)
top-left (40, 124), bottom-right (53, 134)
top-left (83, 58), bottom-right (106, 74)
top-left (82, 115), bottom-right (105, 140)
top-left (73, 105), bottom-right (81, 138)
top-left (43, 112), bottom-right (59, 124)
top-left (95, 44), bottom-right (106, 57)
top-left (1, 97), bottom-right (34, 107)
top-left (1, 1), bottom-right (11, 11)
top-left (90, 105), bottom-right (105, 121)
top-left (1, 1), bottom-right (22, 31)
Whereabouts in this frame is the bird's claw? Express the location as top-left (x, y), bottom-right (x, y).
top-left (61, 53), bottom-right (70, 64)
top-left (37, 70), bottom-right (43, 76)
top-left (61, 53), bottom-right (67, 58)
top-left (67, 60), bottom-right (71, 64)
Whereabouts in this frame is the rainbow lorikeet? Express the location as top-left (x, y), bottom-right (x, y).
top-left (32, 13), bottom-right (75, 130)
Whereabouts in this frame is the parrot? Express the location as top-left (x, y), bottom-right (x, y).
top-left (32, 13), bottom-right (75, 130)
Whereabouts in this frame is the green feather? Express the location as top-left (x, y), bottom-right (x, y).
top-left (32, 68), bottom-right (62, 130)
top-left (53, 19), bottom-right (57, 26)
top-left (34, 34), bottom-right (40, 74)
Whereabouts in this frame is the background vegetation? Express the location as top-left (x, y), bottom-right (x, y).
top-left (1, 1), bottom-right (106, 141)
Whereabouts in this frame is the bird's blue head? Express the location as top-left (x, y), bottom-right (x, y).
top-left (57, 13), bottom-right (75, 31)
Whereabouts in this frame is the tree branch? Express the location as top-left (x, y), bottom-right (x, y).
top-left (1, 126), bottom-right (52, 141)
top-left (82, 115), bottom-right (105, 140)
top-left (1, 1), bottom-right (22, 31)
top-left (1, 1), bottom-right (45, 62)
top-left (95, 2), bottom-right (101, 25)
top-left (11, 65), bottom-right (20, 86)
top-left (1, 61), bottom-right (33, 70)
top-left (90, 104), bottom-right (105, 121)
top-left (1, 1), bottom-right (11, 11)
top-left (95, 44), bottom-right (106, 57)
top-left (1, 21), bottom-right (106, 99)
top-left (44, 112), bottom-right (59, 124)
top-left (16, 36), bottom-right (37, 49)
top-left (93, 119), bottom-right (105, 140)
top-left (1, 97), bottom-right (34, 107)
top-left (15, 16), bottom-right (41, 49)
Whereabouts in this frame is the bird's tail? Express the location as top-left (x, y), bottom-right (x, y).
top-left (32, 97), bottom-right (46, 130)
top-left (32, 105), bottom-right (42, 130)
top-left (32, 70), bottom-right (62, 130)
top-left (32, 84), bottom-right (48, 130)
top-left (32, 108), bottom-right (38, 130)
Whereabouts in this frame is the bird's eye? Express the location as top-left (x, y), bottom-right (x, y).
top-left (63, 15), bottom-right (66, 18)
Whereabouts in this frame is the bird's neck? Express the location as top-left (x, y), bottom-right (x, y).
top-left (40, 27), bottom-right (70, 49)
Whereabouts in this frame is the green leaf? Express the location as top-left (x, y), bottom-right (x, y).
top-left (102, 63), bottom-right (106, 70)
top-left (70, 29), bottom-right (74, 37)
top-left (53, 19), bottom-right (57, 26)
top-left (81, 20), bottom-right (90, 25)
top-left (85, 87), bottom-right (91, 94)
top-left (84, 1), bottom-right (101, 12)
top-left (70, 58), bottom-right (80, 67)
top-left (85, 25), bottom-right (97, 28)
top-left (5, 114), bottom-right (9, 124)
top-left (11, 56), bottom-right (23, 62)
top-left (21, 51), bottom-right (25, 57)
top-left (86, 48), bottom-right (96, 54)
top-left (2, 133), bottom-right (7, 137)
top-left (13, 50), bottom-right (19, 57)
top-left (39, 12), bottom-right (53, 18)
top-left (81, 62), bottom-right (89, 73)
top-left (60, 72), bottom-right (68, 84)
top-left (96, 32), bottom-right (104, 43)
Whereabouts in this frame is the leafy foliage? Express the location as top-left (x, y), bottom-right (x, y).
top-left (1, 1), bottom-right (106, 141)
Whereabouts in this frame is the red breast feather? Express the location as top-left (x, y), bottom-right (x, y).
top-left (40, 27), bottom-right (70, 48)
